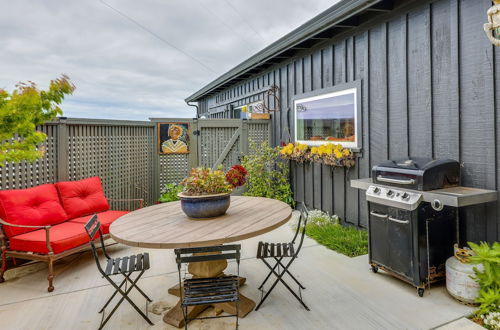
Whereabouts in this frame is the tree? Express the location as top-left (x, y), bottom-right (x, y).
top-left (0, 75), bottom-right (75, 165)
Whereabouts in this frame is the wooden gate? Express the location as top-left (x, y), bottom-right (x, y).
top-left (152, 118), bottom-right (272, 190)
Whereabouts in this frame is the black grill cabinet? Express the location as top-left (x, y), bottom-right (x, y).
top-left (368, 158), bottom-right (460, 297)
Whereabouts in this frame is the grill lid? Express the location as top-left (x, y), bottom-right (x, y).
top-left (375, 157), bottom-right (437, 171)
top-left (372, 158), bottom-right (461, 191)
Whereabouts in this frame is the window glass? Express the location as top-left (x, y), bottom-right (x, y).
top-left (295, 88), bottom-right (358, 148)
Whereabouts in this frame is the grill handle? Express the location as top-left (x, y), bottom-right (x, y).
top-left (370, 211), bottom-right (388, 219)
top-left (376, 175), bottom-right (415, 185)
top-left (388, 216), bottom-right (409, 224)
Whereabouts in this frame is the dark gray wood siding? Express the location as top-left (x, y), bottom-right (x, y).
top-left (197, 0), bottom-right (500, 243)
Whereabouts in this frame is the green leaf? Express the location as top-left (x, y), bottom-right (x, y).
top-left (0, 76), bottom-right (75, 166)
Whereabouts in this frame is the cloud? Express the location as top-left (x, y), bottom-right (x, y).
top-left (0, 0), bottom-right (339, 121)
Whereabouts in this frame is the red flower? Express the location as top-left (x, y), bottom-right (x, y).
top-left (226, 165), bottom-right (247, 188)
top-left (230, 164), bottom-right (247, 176)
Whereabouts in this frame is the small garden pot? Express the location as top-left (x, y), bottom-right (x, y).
top-left (177, 192), bottom-right (231, 219)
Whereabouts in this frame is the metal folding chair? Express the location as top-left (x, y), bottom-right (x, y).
top-left (84, 215), bottom-right (153, 329)
top-left (255, 202), bottom-right (310, 311)
top-left (175, 244), bottom-right (241, 330)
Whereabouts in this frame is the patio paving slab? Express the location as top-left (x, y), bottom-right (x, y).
top-left (0, 219), bottom-right (473, 330)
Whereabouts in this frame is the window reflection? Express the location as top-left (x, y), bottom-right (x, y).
top-left (295, 89), bottom-right (357, 147)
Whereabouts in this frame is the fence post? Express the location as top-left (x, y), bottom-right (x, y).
top-left (152, 122), bottom-right (160, 201)
top-left (241, 119), bottom-right (249, 156)
top-left (188, 119), bottom-right (199, 169)
top-left (56, 117), bottom-right (69, 182)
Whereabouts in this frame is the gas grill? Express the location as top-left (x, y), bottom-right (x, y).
top-left (351, 158), bottom-right (497, 297)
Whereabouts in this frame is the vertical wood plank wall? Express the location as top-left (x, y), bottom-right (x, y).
top-left (198, 0), bottom-right (500, 243)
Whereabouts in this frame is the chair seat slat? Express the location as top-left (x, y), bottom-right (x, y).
top-left (256, 241), bottom-right (263, 258)
top-left (105, 258), bottom-right (114, 275)
top-left (112, 258), bottom-right (122, 275)
top-left (143, 253), bottom-right (150, 270)
top-left (128, 255), bottom-right (137, 272)
top-left (120, 256), bottom-right (129, 274)
top-left (270, 243), bottom-right (275, 257)
top-left (283, 243), bottom-right (289, 256)
top-left (135, 254), bottom-right (143, 271)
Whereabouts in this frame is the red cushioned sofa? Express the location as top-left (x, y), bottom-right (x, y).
top-left (0, 176), bottom-right (143, 292)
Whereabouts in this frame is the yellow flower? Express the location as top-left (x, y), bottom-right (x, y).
top-left (334, 150), bottom-right (343, 158)
top-left (325, 149), bottom-right (333, 155)
top-left (311, 147), bottom-right (318, 154)
top-left (296, 143), bottom-right (307, 151)
top-left (342, 149), bottom-right (350, 156)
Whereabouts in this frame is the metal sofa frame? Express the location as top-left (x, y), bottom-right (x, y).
top-left (0, 198), bottom-right (143, 292)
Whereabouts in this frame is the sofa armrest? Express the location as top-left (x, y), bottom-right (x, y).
top-left (0, 218), bottom-right (53, 253)
top-left (0, 218), bottom-right (51, 230)
top-left (108, 198), bottom-right (144, 209)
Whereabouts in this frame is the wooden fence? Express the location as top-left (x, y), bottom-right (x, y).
top-left (0, 118), bottom-right (271, 206)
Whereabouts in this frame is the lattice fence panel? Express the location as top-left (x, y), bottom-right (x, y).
top-left (67, 123), bottom-right (156, 208)
top-left (221, 138), bottom-right (240, 171)
top-left (199, 126), bottom-right (239, 168)
top-left (159, 154), bottom-right (189, 188)
top-left (248, 122), bottom-right (270, 148)
top-left (0, 124), bottom-right (58, 190)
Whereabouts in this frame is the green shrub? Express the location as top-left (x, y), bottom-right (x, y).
top-left (158, 183), bottom-right (182, 203)
top-left (469, 241), bottom-right (500, 319)
top-left (304, 210), bottom-right (368, 257)
top-left (241, 141), bottom-right (294, 206)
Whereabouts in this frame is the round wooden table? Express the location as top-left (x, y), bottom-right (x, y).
top-left (109, 196), bottom-right (292, 328)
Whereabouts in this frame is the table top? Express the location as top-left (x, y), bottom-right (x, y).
top-left (109, 196), bottom-right (293, 249)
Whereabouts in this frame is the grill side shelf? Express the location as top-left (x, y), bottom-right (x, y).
top-left (351, 178), bottom-right (497, 207)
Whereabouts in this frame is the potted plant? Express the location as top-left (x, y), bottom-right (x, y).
top-left (178, 165), bottom-right (247, 218)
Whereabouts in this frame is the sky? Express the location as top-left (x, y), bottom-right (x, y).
top-left (0, 0), bottom-right (340, 121)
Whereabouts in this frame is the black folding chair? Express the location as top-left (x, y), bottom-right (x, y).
top-left (84, 215), bottom-right (153, 329)
top-left (175, 245), bottom-right (241, 330)
top-left (255, 202), bottom-right (310, 311)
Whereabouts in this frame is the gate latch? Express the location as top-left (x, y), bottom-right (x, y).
top-left (193, 130), bottom-right (201, 136)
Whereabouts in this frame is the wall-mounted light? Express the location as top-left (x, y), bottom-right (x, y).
top-left (484, 0), bottom-right (500, 46)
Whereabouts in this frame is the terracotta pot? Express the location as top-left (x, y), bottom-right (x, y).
top-left (177, 192), bottom-right (231, 219)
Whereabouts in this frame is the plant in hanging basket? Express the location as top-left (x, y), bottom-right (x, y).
top-left (280, 142), bottom-right (355, 168)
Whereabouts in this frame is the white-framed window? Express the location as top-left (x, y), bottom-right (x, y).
top-left (294, 84), bottom-right (360, 149)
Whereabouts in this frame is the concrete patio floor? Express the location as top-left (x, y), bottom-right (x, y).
top-left (0, 218), bottom-right (474, 330)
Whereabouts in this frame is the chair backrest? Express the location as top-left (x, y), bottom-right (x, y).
top-left (293, 202), bottom-right (309, 255)
top-left (174, 245), bottom-right (241, 268)
top-left (84, 214), bottom-right (111, 271)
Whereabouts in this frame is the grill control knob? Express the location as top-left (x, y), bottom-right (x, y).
top-left (373, 187), bottom-right (381, 194)
top-left (401, 192), bottom-right (410, 200)
top-left (386, 190), bottom-right (394, 197)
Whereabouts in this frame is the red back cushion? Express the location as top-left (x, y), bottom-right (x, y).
top-left (0, 184), bottom-right (68, 237)
top-left (56, 177), bottom-right (109, 219)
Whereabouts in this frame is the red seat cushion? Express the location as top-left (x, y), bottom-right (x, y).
top-left (56, 177), bottom-right (109, 219)
top-left (0, 184), bottom-right (68, 238)
top-left (69, 210), bottom-right (128, 234)
top-left (9, 222), bottom-right (91, 254)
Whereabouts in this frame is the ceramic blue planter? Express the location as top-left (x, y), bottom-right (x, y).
top-left (178, 193), bottom-right (231, 219)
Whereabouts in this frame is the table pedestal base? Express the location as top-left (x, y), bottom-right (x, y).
top-left (163, 259), bottom-right (256, 328)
